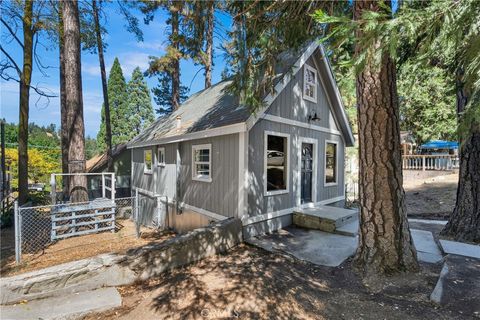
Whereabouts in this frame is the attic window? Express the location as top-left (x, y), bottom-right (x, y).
top-left (303, 64), bottom-right (317, 103)
top-left (192, 144), bottom-right (212, 182)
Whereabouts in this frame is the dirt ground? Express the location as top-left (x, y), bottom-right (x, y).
top-left (82, 244), bottom-right (474, 320)
top-left (0, 219), bottom-right (175, 276)
top-left (404, 173), bottom-right (458, 220)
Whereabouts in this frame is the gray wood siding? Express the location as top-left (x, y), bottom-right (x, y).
top-left (267, 55), bottom-right (339, 131)
top-left (179, 133), bottom-right (239, 218)
top-left (132, 146), bottom-right (155, 192)
top-left (247, 119), bottom-right (345, 217)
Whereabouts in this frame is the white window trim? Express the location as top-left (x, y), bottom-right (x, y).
top-left (264, 131), bottom-right (290, 196)
top-left (144, 149), bottom-right (153, 174)
top-left (192, 144), bottom-right (212, 183)
top-left (324, 139), bottom-right (338, 186)
top-left (303, 64), bottom-right (318, 103)
top-left (297, 137), bottom-right (318, 206)
top-left (157, 147), bottom-right (166, 167)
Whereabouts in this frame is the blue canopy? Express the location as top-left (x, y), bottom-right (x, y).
top-left (420, 140), bottom-right (458, 149)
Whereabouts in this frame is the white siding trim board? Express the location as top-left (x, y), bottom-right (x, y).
top-left (128, 122), bottom-right (246, 149)
top-left (262, 114), bottom-right (342, 136)
top-left (182, 203), bottom-right (229, 221)
top-left (242, 195), bottom-right (346, 226)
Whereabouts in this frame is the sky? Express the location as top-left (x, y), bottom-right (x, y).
top-left (0, 3), bottom-right (232, 137)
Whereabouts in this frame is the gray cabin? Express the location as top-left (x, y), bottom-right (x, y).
top-left (127, 42), bottom-right (354, 237)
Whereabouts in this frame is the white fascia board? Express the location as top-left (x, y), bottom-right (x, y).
top-left (318, 45), bottom-right (355, 146)
top-left (127, 122), bottom-right (247, 149)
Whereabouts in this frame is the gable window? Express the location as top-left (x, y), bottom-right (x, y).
top-left (157, 147), bottom-right (165, 166)
top-left (265, 132), bottom-right (289, 195)
top-left (325, 141), bottom-right (337, 185)
top-left (144, 149), bottom-right (153, 174)
top-left (303, 64), bottom-right (317, 103)
top-left (192, 144), bottom-right (212, 182)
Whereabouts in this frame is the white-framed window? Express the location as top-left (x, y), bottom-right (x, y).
top-left (144, 149), bottom-right (153, 174)
top-left (264, 131), bottom-right (290, 196)
top-left (324, 140), bottom-right (338, 186)
top-left (303, 64), bottom-right (317, 103)
top-left (192, 144), bottom-right (212, 182)
top-left (157, 147), bottom-right (165, 166)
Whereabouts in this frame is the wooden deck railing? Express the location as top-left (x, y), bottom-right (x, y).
top-left (402, 155), bottom-right (459, 171)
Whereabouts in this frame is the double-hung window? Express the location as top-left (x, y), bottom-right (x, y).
top-left (265, 132), bottom-right (289, 195)
top-left (144, 149), bottom-right (153, 174)
top-left (192, 144), bottom-right (212, 182)
top-left (303, 64), bottom-right (317, 103)
top-left (325, 141), bottom-right (338, 185)
top-left (157, 147), bottom-right (165, 166)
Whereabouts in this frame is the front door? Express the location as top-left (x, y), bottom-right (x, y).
top-left (301, 143), bottom-right (313, 204)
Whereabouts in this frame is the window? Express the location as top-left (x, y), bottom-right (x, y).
top-left (303, 64), bottom-right (317, 103)
top-left (157, 147), bottom-right (165, 166)
top-left (192, 144), bottom-right (212, 182)
top-left (144, 149), bottom-right (153, 174)
top-left (265, 132), bottom-right (289, 195)
top-left (325, 141), bottom-right (337, 185)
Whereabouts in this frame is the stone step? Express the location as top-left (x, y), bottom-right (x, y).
top-left (293, 205), bottom-right (358, 233)
top-left (0, 287), bottom-right (121, 320)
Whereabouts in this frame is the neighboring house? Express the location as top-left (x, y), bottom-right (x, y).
top-left (86, 143), bottom-right (131, 198)
top-left (127, 41), bottom-right (355, 237)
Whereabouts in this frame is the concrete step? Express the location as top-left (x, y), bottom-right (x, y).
top-left (0, 287), bottom-right (121, 320)
top-left (293, 205), bottom-right (358, 234)
top-left (334, 219), bottom-right (359, 237)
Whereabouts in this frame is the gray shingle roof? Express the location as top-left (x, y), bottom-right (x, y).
top-left (127, 80), bottom-right (249, 147)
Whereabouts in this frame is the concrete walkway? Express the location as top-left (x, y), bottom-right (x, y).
top-left (246, 226), bottom-right (358, 267)
top-left (0, 287), bottom-right (122, 320)
top-left (410, 229), bottom-right (443, 263)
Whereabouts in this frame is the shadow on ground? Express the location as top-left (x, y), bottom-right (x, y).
top-left (82, 244), bottom-right (473, 320)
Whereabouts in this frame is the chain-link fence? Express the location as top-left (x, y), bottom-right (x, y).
top-left (14, 196), bottom-right (139, 264)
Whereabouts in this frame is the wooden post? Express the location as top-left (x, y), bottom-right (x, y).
top-left (101, 174), bottom-right (105, 198)
top-left (14, 201), bottom-right (21, 264)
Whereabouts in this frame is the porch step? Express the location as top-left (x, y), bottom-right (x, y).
top-left (293, 206), bottom-right (358, 236)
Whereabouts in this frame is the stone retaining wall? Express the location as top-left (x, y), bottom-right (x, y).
top-left (0, 218), bottom-right (242, 305)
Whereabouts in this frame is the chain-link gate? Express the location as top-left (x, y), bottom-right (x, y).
top-left (14, 196), bottom-right (137, 264)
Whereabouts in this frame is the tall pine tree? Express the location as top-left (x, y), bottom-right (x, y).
top-left (97, 57), bottom-right (128, 149)
top-left (152, 73), bottom-right (189, 115)
top-left (127, 67), bottom-right (155, 135)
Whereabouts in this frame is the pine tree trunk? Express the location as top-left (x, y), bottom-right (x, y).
top-left (63, 0), bottom-right (88, 203)
top-left (59, 2), bottom-right (69, 199)
top-left (353, 0), bottom-right (418, 276)
top-left (18, 0), bottom-right (34, 205)
top-left (171, 4), bottom-right (180, 110)
top-left (441, 71), bottom-right (480, 243)
top-left (92, 0), bottom-right (113, 172)
top-left (204, 0), bottom-right (214, 89)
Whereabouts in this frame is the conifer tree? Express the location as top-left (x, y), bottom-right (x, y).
top-left (127, 67), bottom-right (155, 135)
top-left (97, 57), bottom-right (128, 149)
top-left (151, 73), bottom-right (189, 115)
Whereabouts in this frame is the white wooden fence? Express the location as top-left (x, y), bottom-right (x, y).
top-left (402, 155), bottom-right (459, 171)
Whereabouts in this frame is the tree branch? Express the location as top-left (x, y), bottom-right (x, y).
top-left (0, 18), bottom-right (24, 49)
top-left (0, 45), bottom-right (21, 76)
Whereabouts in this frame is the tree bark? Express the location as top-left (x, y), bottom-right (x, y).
top-left (441, 70), bottom-right (480, 243)
top-left (92, 0), bottom-right (113, 172)
top-left (171, 4), bottom-right (180, 110)
top-left (63, 0), bottom-right (88, 203)
top-left (18, 0), bottom-right (34, 205)
top-left (353, 0), bottom-right (418, 276)
top-left (59, 1), bottom-right (69, 199)
top-left (204, 0), bottom-right (214, 89)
